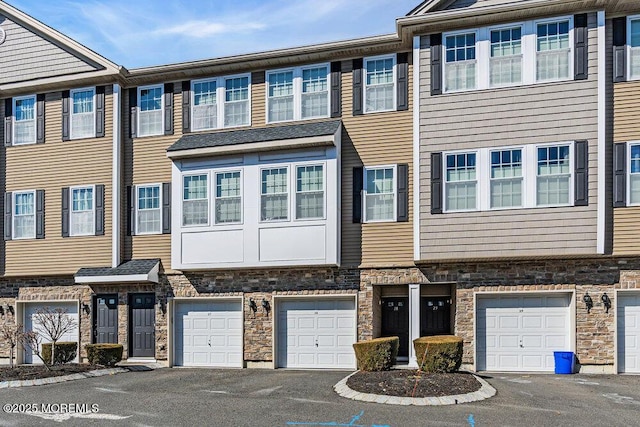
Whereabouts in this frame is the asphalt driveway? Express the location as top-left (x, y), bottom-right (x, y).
top-left (0, 368), bottom-right (638, 426)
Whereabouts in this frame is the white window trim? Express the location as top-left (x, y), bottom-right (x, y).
top-left (69, 184), bottom-right (96, 237)
top-left (442, 15), bottom-right (574, 93)
top-left (442, 142), bottom-right (575, 213)
top-left (213, 169), bottom-right (243, 225)
top-left (191, 73), bottom-right (251, 131)
top-left (266, 64), bottom-right (330, 124)
top-left (69, 87), bottom-right (96, 140)
top-left (362, 164), bottom-right (398, 223)
top-left (294, 163), bottom-right (327, 221)
top-left (182, 173), bottom-right (210, 228)
top-left (363, 55), bottom-right (397, 114)
top-left (12, 95), bottom-right (37, 146)
top-left (259, 165), bottom-right (290, 223)
top-left (627, 15), bottom-right (640, 81)
top-left (626, 141), bottom-right (640, 206)
top-left (135, 183), bottom-right (162, 235)
top-left (12, 190), bottom-right (36, 240)
top-left (137, 84), bottom-right (164, 138)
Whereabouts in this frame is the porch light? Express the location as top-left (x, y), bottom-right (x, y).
top-left (0, 305), bottom-right (4, 316)
top-left (261, 299), bottom-right (271, 315)
top-left (157, 296), bottom-right (167, 314)
top-left (583, 292), bottom-right (593, 314)
top-left (601, 293), bottom-right (612, 314)
top-left (248, 298), bottom-right (258, 314)
top-left (82, 302), bottom-right (91, 316)
top-left (6, 304), bottom-right (13, 315)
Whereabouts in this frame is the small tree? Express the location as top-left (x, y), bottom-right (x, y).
top-left (22, 330), bottom-right (49, 370)
top-left (1, 322), bottom-right (23, 368)
top-left (31, 307), bottom-right (77, 367)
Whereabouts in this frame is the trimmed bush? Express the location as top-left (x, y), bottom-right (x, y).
top-left (413, 335), bottom-right (463, 373)
top-left (85, 344), bottom-right (124, 366)
top-left (42, 342), bottom-right (77, 365)
top-left (352, 337), bottom-right (399, 371)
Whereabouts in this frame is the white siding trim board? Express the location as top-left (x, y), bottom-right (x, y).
top-left (596, 10), bottom-right (605, 254)
top-left (413, 35), bottom-right (421, 261)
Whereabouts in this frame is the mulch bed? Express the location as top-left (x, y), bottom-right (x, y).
top-left (0, 364), bottom-right (104, 382)
top-left (346, 370), bottom-right (482, 398)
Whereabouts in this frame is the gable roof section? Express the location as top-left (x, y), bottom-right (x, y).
top-left (0, 1), bottom-right (121, 89)
top-left (406, 0), bottom-right (454, 16)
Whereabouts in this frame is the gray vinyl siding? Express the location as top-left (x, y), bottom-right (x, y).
top-left (419, 12), bottom-right (600, 261)
top-left (440, 0), bottom-right (529, 11)
top-left (0, 15), bottom-right (99, 85)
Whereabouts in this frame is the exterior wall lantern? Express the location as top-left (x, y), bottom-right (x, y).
top-left (601, 293), bottom-right (612, 314)
top-left (583, 292), bottom-right (593, 313)
top-left (248, 298), bottom-right (258, 314)
top-left (261, 299), bottom-right (271, 316)
top-left (82, 302), bottom-right (91, 316)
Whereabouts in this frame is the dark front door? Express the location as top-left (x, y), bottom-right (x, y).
top-left (381, 297), bottom-right (409, 358)
top-left (421, 297), bottom-right (451, 336)
top-left (130, 293), bottom-right (155, 358)
top-left (94, 294), bottom-right (118, 344)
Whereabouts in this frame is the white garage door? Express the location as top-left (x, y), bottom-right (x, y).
top-left (617, 292), bottom-right (640, 373)
top-left (24, 302), bottom-right (79, 364)
top-left (174, 300), bottom-right (242, 368)
top-left (477, 293), bottom-right (571, 372)
top-left (277, 298), bottom-right (356, 369)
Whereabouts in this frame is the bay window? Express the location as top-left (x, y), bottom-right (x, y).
top-left (183, 175), bottom-right (208, 226)
top-left (296, 165), bottom-right (324, 219)
top-left (261, 168), bottom-right (288, 221)
top-left (215, 171), bottom-right (242, 224)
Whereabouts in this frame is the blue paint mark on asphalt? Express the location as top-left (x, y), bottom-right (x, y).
top-left (468, 414), bottom-right (476, 427)
top-left (286, 410), bottom-right (390, 427)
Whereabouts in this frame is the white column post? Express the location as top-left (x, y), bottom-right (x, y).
top-left (408, 284), bottom-right (421, 367)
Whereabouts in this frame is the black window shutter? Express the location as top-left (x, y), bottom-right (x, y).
top-left (613, 17), bottom-right (627, 83)
top-left (61, 187), bottom-right (70, 237)
top-left (95, 184), bottom-right (105, 236)
top-left (397, 53), bottom-right (409, 111)
top-left (4, 192), bottom-right (12, 241)
top-left (182, 81), bottom-right (191, 133)
top-left (574, 14), bottom-right (588, 81)
top-left (574, 140), bottom-right (589, 206)
top-left (162, 183), bottom-right (171, 234)
top-left (95, 86), bottom-right (106, 138)
top-left (61, 91), bottom-right (70, 141)
top-left (397, 163), bottom-right (409, 222)
top-left (36, 189), bottom-right (45, 239)
top-left (431, 152), bottom-right (443, 214)
top-left (129, 87), bottom-right (138, 138)
top-left (352, 58), bottom-right (364, 116)
top-left (164, 83), bottom-right (174, 135)
top-left (353, 167), bottom-right (363, 223)
top-left (330, 62), bottom-right (342, 118)
top-left (126, 185), bottom-right (134, 236)
top-left (430, 34), bottom-right (443, 96)
top-left (36, 94), bottom-right (45, 144)
top-left (4, 98), bottom-right (12, 147)
top-left (613, 142), bottom-right (627, 207)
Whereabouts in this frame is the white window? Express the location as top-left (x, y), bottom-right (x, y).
top-left (536, 20), bottom-right (571, 81)
top-left (490, 27), bottom-right (522, 87)
top-left (445, 33), bottom-right (477, 92)
top-left (13, 191), bottom-right (35, 239)
top-left (296, 165), bottom-right (324, 219)
top-left (629, 144), bottom-right (640, 204)
top-left (136, 185), bottom-right (161, 234)
top-left (13, 95), bottom-right (36, 145)
top-left (215, 171), bottom-right (242, 224)
top-left (267, 65), bottom-right (329, 123)
top-left (70, 186), bottom-right (94, 236)
top-left (629, 17), bottom-right (640, 79)
top-left (261, 168), bottom-right (288, 221)
top-left (364, 166), bottom-right (396, 222)
top-left (138, 85), bottom-right (163, 137)
top-left (445, 153), bottom-right (477, 211)
top-left (183, 175), bottom-right (208, 226)
top-left (192, 74), bottom-right (251, 130)
top-left (536, 145), bottom-right (571, 206)
top-left (490, 149), bottom-right (523, 208)
top-left (70, 88), bottom-right (95, 139)
top-left (364, 56), bottom-right (395, 113)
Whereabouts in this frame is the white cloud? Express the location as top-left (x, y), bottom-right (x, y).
top-left (161, 20), bottom-right (265, 38)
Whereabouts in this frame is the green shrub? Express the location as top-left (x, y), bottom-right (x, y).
top-left (42, 342), bottom-right (77, 365)
top-left (352, 337), bottom-right (399, 371)
top-left (413, 335), bottom-right (463, 373)
top-left (85, 344), bottom-right (124, 366)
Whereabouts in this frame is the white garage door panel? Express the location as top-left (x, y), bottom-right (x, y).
top-left (175, 300), bottom-right (242, 368)
top-left (24, 302), bottom-right (79, 365)
top-left (618, 293), bottom-right (640, 373)
top-left (477, 294), bottom-right (571, 372)
top-left (278, 298), bottom-right (356, 369)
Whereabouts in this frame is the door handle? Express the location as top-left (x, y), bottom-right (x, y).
top-left (315, 340), bottom-right (318, 347)
top-left (519, 340), bottom-right (523, 348)
top-left (208, 340), bottom-right (211, 347)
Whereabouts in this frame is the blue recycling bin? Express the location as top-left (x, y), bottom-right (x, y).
top-left (553, 351), bottom-right (575, 374)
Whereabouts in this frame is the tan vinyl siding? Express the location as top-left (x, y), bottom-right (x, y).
top-left (3, 88), bottom-right (114, 276)
top-left (418, 13), bottom-right (599, 261)
top-left (0, 16), bottom-right (98, 85)
top-left (613, 208), bottom-right (640, 255)
top-left (613, 81), bottom-right (640, 143)
top-left (252, 77), bottom-right (266, 128)
top-left (341, 60), bottom-right (414, 268)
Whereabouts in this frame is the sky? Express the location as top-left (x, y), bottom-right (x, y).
top-left (7, 0), bottom-right (421, 69)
